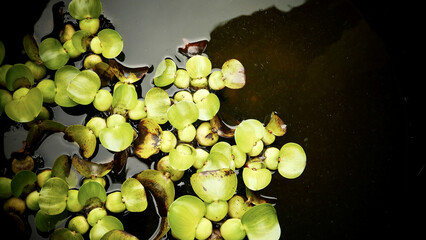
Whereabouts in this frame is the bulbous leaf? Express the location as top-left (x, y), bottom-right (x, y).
top-left (11, 170), bottom-right (37, 197)
top-left (0, 177), bottom-right (12, 199)
top-left (78, 181), bottom-right (107, 206)
top-left (157, 156), bottom-right (184, 181)
top-left (112, 83), bottom-right (138, 112)
top-left (121, 178), bottom-right (147, 212)
top-left (195, 93), bottom-right (220, 121)
top-left (168, 195), bottom-right (206, 240)
top-left (241, 204), bottom-right (281, 240)
top-left (133, 118), bottom-right (162, 159)
top-left (199, 152), bottom-right (233, 172)
top-left (100, 230), bottom-right (139, 240)
top-left (105, 191), bottom-right (126, 213)
top-left (90, 216), bottom-right (124, 240)
top-left (264, 147), bottom-right (280, 170)
top-left (87, 207), bottom-right (107, 226)
top-left (64, 125), bottom-right (97, 158)
top-left (167, 100), bottom-right (199, 130)
top-left (190, 168), bottom-right (237, 202)
top-left (222, 59), bottom-right (245, 89)
top-left (234, 119), bottom-right (265, 153)
top-left (67, 189), bottom-right (84, 212)
top-left (128, 100), bottom-right (147, 120)
top-left (5, 87), bottom-right (43, 123)
top-left (67, 70), bottom-right (101, 105)
top-left (208, 70), bottom-right (225, 90)
top-left (186, 55), bottom-right (212, 79)
top-left (38, 177), bottom-right (69, 215)
top-left (153, 58), bottom-right (176, 87)
top-left (169, 144), bottom-right (197, 171)
top-left (39, 38), bottom-right (70, 70)
top-left (68, 0), bottom-right (102, 20)
top-left (145, 87), bottom-right (171, 124)
top-left (51, 154), bottom-right (78, 187)
top-left (99, 122), bottom-right (134, 152)
top-left (242, 160), bottom-right (272, 191)
top-left (220, 218), bottom-right (246, 240)
top-left (278, 142), bottom-right (306, 179)
top-left (50, 228), bottom-right (84, 240)
top-left (71, 30), bottom-right (90, 53)
top-left (54, 65), bottom-right (79, 107)
top-left (34, 209), bottom-right (68, 232)
top-left (195, 121), bottom-right (219, 147)
top-left (93, 89), bottom-right (113, 111)
top-left (36, 79), bottom-right (56, 103)
top-left (0, 89), bottom-right (12, 115)
top-left (98, 29), bottom-right (123, 59)
top-left (6, 64), bottom-right (34, 91)
top-left (72, 154), bottom-right (114, 178)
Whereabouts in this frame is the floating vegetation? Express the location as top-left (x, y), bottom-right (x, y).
top-left (0, 0), bottom-right (307, 239)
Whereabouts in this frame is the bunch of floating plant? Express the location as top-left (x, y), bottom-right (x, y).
top-left (0, 0), bottom-right (307, 239)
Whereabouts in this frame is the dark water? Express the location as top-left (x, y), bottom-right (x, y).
top-left (1, 0), bottom-right (420, 239)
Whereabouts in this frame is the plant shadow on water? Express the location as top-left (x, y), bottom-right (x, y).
top-left (206, 0), bottom-right (406, 239)
top-left (0, 0), bottom-right (413, 239)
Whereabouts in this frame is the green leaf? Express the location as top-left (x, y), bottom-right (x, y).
top-left (190, 168), bottom-right (237, 202)
top-left (34, 209), bottom-right (68, 232)
top-left (39, 38), bottom-right (70, 70)
top-left (167, 100), bottom-right (199, 130)
top-left (169, 144), bottom-right (197, 171)
top-left (195, 93), bottom-right (220, 121)
top-left (222, 59), bottom-right (245, 89)
top-left (5, 87), bottom-right (43, 123)
top-left (5, 64), bottom-right (34, 91)
top-left (168, 195), bottom-right (206, 240)
top-left (68, 0), bottom-right (102, 20)
top-left (65, 125), bottom-right (97, 158)
top-left (67, 70), bottom-right (101, 105)
top-left (145, 87), bottom-right (171, 124)
top-left (241, 204), bottom-right (281, 240)
top-left (186, 55), bottom-right (212, 79)
top-left (38, 177), bottom-right (69, 215)
top-left (112, 83), bottom-right (138, 112)
top-left (98, 29), bottom-right (123, 59)
top-left (278, 142), bottom-right (306, 179)
top-left (234, 119), bottom-right (265, 153)
top-left (78, 181), bottom-right (107, 206)
top-left (153, 58), bottom-right (177, 87)
top-left (99, 122), bottom-right (134, 152)
top-left (50, 228), bottom-right (84, 240)
top-left (121, 178), bottom-right (147, 212)
top-left (54, 65), bottom-right (79, 107)
top-left (11, 170), bottom-right (37, 197)
top-left (90, 216), bottom-right (124, 240)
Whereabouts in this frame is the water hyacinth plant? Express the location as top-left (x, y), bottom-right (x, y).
top-left (0, 0), bottom-right (307, 239)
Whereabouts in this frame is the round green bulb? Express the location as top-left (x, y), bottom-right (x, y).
top-left (68, 215), bottom-right (90, 234)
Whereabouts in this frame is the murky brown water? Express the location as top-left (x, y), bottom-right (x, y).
top-left (1, 0), bottom-right (411, 239)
